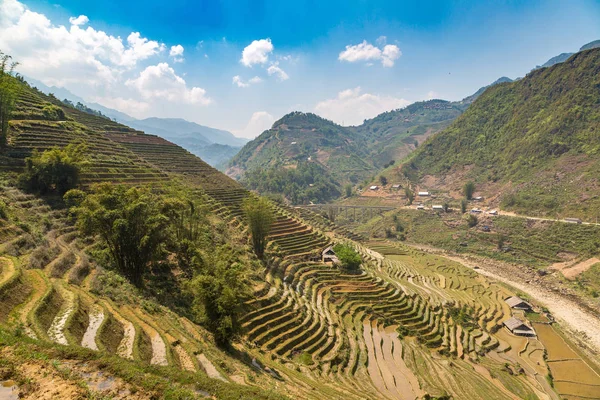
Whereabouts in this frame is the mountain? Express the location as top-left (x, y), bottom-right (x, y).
top-left (405, 47), bottom-right (600, 218)
top-left (534, 39), bottom-right (600, 69)
top-left (22, 77), bottom-right (246, 168)
top-left (227, 101), bottom-right (467, 203)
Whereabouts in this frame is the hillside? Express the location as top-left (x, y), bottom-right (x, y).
top-left (405, 47), bottom-right (600, 218)
top-left (24, 78), bottom-right (246, 168)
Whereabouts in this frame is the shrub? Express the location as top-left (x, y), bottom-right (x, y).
top-left (20, 143), bottom-right (89, 194)
top-left (41, 104), bottom-right (66, 121)
top-left (333, 243), bottom-right (362, 271)
top-left (466, 214), bottom-right (478, 227)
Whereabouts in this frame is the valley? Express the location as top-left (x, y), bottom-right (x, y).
top-left (0, 3), bottom-right (600, 398)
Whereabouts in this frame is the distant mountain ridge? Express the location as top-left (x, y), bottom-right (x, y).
top-left (23, 77), bottom-right (247, 168)
top-left (534, 39), bottom-right (600, 70)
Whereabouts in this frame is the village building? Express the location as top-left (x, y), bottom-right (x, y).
top-left (418, 191), bottom-right (430, 196)
top-left (392, 184), bottom-right (401, 189)
top-left (473, 196), bottom-right (484, 201)
top-left (432, 205), bottom-right (444, 211)
top-left (470, 208), bottom-right (482, 214)
top-left (505, 296), bottom-right (532, 311)
top-left (488, 209), bottom-right (498, 215)
top-left (369, 185), bottom-right (379, 190)
top-left (503, 317), bottom-right (536, 337)
top-left (416, 204), bottom-right (425, 210)
top-left (322, 246), bottom-right (339, 263)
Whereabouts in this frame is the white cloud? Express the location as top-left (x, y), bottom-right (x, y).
top-left (234, 111), bottom-right (275, 139)
top-left (232, 75), bottom-right (262, 88)
top-left (0, 0), bottom-right (165, 91)
top-left (69, 15), bottom-right (88, 26)
top-left (267, 62), bottom-right (289, 81)
top-left (376, 35), bottom-right (387, 46)
top-left (240, 38), bottom-right (273, 67)
top-left (126, 63), bottom-right (211, 105)
top-left (169, 44), bottom-right (184, 62)
top-left (338, 40), bottom-right (402, 67)
top-left (169, 44), bottom-right (184, 57)
top-left (427, 90), bottom-right (439, 100)
top-left (315, 87), bottom-right (411, 126)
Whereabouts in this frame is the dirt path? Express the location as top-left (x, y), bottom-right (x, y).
top-left (81, 305), bottom-right (104, 351)
top-left (405, 243), bottom-right (600, 354)
top-left (560, 257), bottom-right (600, 279)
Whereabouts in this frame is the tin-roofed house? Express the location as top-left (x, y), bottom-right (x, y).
top-left (505, 296), bottom-right (532, 311)
top-left (503, 317), bottom-right (536, 337)
top-left (322, 246), bottom-right (339, 264)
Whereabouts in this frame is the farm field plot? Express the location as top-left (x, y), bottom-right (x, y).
top-left (534, 323), bottom-right (600, 399)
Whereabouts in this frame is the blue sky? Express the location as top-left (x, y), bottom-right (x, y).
top-left (1, 0), bottom-right (599, 138)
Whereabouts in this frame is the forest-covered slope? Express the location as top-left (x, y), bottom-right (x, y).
top-left (405, 47), bottom-right (600, 218)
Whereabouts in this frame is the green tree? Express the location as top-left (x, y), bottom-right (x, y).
top-left (0, 51), bottom-right (20, 146)
top-left (188, 245), bottom-right (251, 347)
top-left (460, 199), bottom-right (467, 213)
top-left (463, 181), bottom-right (475, 200)
top-left (243, 197), bottom-right (274, 259)
top-left (333, 243), bottom-right (362, 271)
top-left (443, 203), bottom-right (450, 212)
top-left (344, 184), bottom-right (353, 198)
top-left (67, 184), bottom-right (169, 287)
top-left (379, 175), bottom-right (388, 186)
top-left (20, 143), bottom-right (89, 194)
top-left (405, 187), bottom-right (415, 205)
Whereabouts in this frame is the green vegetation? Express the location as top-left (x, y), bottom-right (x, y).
top-left (333, 243), bottom-right (362, 271)
top-left (407, 48), bottom-right (600, 218)
top-left (463, 181), bottom-right (475, 200)
top-left (242, 162), bottom-right (341, 204)
top-left (68, 183), bottom-right (170, 287)
top-left (229, 101), bottom-right (466, 203)
top-left (20, 143), bottom-right (89, 194)
top-left (0, 51), bottom-right (20, 145)
top-left (243, 196), bottom-right (274, 258)
top-left (188, 245), bottom-right (251, 346)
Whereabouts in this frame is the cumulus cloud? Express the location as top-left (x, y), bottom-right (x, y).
top-left (232, 75), bottom-right (262, 88)
top-left (267, 62), bottom-right (289, 81)
top-left (235, 111), bottom-right (275, 139)
top-left (315, 87), bottom-right (410, 126)
top-left (126, 63), bottom-right (211, 105)
top-left (0, 0), bottom-right (166, 91)
top-left (240, 38), bottom-right (273, 67)
top-left (169, 44), bottom-right (184, 62)
top-left (68, 15), bottom-right (89, 26)
top-left (338, 40), bottom-right (402, 67)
